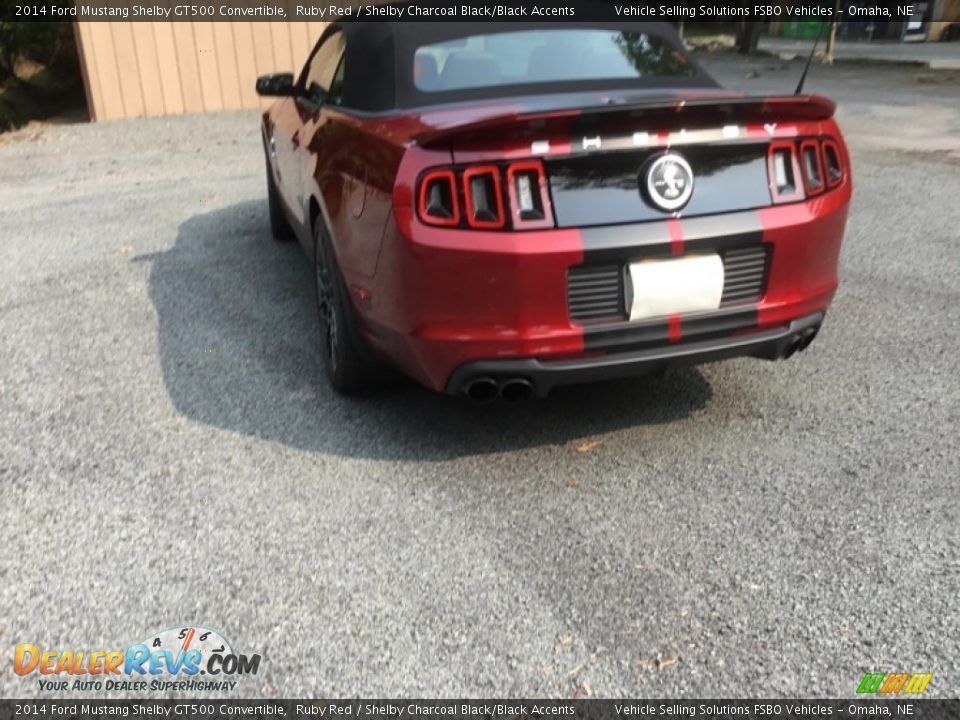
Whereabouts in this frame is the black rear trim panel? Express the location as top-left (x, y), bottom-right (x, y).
top-left (445, 312), bottom-right (824, 397)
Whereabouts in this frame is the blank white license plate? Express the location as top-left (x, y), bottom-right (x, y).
top-left (628, 254), bottom-right (724, 321)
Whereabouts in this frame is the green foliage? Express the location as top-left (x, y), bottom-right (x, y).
top-left (0, 16), bottom-right (84, 131)
top-left (0, 19), bottom-right (73, 83)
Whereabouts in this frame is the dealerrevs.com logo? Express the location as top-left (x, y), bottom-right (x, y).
top-left (14, 626), bottom-right (261, 692)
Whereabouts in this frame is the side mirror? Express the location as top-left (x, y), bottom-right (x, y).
top-left (255, 73), bottom-right (295, 97)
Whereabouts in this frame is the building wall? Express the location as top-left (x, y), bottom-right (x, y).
top-left (928, 0), bottom-right (960, 39)
top-left (74, 22), bottom-right (328, 121)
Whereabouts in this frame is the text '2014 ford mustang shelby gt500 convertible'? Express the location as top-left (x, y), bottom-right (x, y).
top-left (256, 19), bottom-right (851, 400)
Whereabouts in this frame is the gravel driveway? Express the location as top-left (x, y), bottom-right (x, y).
top-left (0, 55), bottom-right (957, 698)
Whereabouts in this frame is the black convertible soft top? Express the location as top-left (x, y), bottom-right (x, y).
top-left (323, 20), bottom-right (719, 112)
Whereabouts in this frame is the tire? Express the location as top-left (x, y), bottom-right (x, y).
top-left (265, 154), bottom-right (294, 242)
top-left (313, 221), bottom-right (382, 394)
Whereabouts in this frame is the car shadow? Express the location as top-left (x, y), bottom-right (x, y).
top-left (144, 199), bottom-right (713, 461)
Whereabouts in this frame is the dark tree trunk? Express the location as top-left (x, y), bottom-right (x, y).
top-left (736, 22), bottom-right (763, 55)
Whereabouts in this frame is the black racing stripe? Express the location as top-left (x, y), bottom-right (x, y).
top-left (675, 208), bottom-right (764, 242)
top-left (578, 223), bottom-right (674, 265)
top-left (584, 307), bottom-right (760, 353)
top-left (680, 231), bottom-right (764, 257)
top-left (583, 318), bottom-right (669, 352)
top-left (681, 308), bottom-right (759, 338)
top-left (579, 209), bottom-right (765, 265)
top-left (580, 229), bottom-right (764, 265)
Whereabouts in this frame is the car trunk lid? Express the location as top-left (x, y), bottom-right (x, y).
top-left (412, 93), bottom-right (837, 227)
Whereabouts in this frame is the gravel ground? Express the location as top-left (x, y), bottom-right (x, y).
top-left (0, 55), bottom-right (958, 699)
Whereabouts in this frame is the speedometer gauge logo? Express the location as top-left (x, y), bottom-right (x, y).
top-left (141, 626), bottom-right (235, 661)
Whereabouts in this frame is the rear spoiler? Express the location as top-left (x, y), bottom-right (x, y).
top-left (413, 94), bottom-right (837, 148)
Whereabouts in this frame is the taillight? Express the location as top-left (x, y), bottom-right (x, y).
top-left (800, 139), bottom-right (824, 196)
top-left (416, 161), bottom-right (555, 231)
top-left (462, 165), bottom-right (504, 229)
top-left (767, 141), bottom-right (803, 203)
top-left (418, 169), bottom-right (459, 226)
top-left (821, 140), bottom-right (844, 188)
top-left (767, 137), bottom-right (845, 204)
top-left (506, 161), bottom-right (554, 229)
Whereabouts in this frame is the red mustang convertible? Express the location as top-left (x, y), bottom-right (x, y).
top-left (257, 21), bottom-right (851, 400)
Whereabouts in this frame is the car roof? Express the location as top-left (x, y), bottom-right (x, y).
top-left (322, 19), bottom-right (716, 112)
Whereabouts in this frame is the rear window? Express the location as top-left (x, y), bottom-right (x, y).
top-left (414, 29), bottom-right (695, 93)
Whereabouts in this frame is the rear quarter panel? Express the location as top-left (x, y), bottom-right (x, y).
top-left (301, 109), bottom-right (405, 279)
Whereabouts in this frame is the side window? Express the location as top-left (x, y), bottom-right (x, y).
top-left (327, 56), bottom-right (346, 107)
top-left (302, 32), bottom-right (344, 105)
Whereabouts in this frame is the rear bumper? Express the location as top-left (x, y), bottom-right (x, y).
top-left (446, 312), bottom-right (824, 398)
top-left (363, 184), bottom-right (849, 393)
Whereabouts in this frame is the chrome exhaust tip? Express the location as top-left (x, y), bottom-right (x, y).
top-left (783, 336), bottom-right (803, 360)
top-left (464, 377), bottom-right (498, 402)
top-left (797, 326), bottom-right (820, 353)
top-left (500, 378), bottom-right (534, 402)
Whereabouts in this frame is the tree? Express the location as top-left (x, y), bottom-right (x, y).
top-left (823, 2), bottom-right (842, 64)
top-left (0, 20), bottom-right (72, 84)
top-left (735, 21), bottom-right (763, 54)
